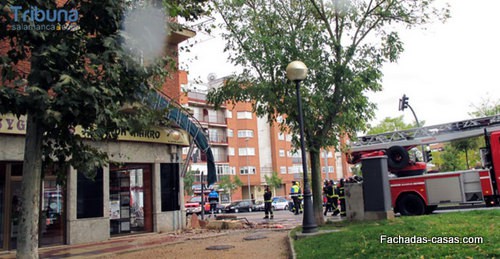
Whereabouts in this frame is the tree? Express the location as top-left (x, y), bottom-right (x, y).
top-left (437, 146), bottom-right (463, 172)
top-left (469, 96), bottom-right (500, 117)
top-left (0, 1), bottom-right (209, 257)
top-left (218, 175), bottom-right (243, 201)
top-left (367, 115), bottom-right (422, 135)
top-left (264, 171), bottom-right (283, 195)
top-left (184, 170), bottom-right (196, 196)
top-left (209, 0), bottom-right (448, 225)
top-left (450, 138), bottom-right (479, 169)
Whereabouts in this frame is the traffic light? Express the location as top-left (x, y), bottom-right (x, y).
top-left (424, 150), bottom-right (433, 162)
top-left (399, 94), bottom-right (409, 111)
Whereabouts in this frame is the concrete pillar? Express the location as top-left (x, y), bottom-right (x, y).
top-left (361, 156), bottom-right (394, 220)
top-left (345, 182), bottom-right (364, 221)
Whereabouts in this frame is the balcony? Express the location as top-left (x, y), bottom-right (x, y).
top-left (209, 133), bottom-right (228, 144)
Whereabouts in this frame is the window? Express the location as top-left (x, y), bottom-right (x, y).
top-left (228, 147), bottom-right (235, 156)
top-left (160, 163), bottom-right (180, 212)
top-left (77, 168), bottom-right (104, 218)
top-left (226, 110), bottom-right (232, 118)
top-left (280, 166), bottom-right (286, 174)
top-left (279, 149), bottom-right (285, 157)
top-left (237, 130), bottom-right (254, 138)
top-left (276, 116), bottom-right (283, 123)
top-left (182, 147), bottom-right (189, 155)
top-left (230, 167), bottom-right (236, 175)
top-left (321, 151), bottom-right (333, 158)
top-left (285, 134), bottom-right (292, 142)
top-left (238, 147), bottom-right (255, 156)
top-left (237, 111), bottom-right (252, 119)
top-left (227, 129), bottom-right (233, 137)
top-left (240, 166), bottom-right (256, 175)
top-left (278, 132), bottom-right (285, 140)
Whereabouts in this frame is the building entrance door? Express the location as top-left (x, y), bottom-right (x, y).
top-left (109, 164), bottom-right (152, 235)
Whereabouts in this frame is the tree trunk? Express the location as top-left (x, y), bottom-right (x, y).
top-left (17, 113), bottom-right (44, 259)
top-left (309, 150), bottom-right (324, 226)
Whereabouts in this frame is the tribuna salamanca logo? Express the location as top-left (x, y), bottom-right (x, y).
top-left (10, 5), bottom-right (79, 31)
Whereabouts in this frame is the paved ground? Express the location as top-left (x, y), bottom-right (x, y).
top-left (0, 210), bottom-right (310, 259)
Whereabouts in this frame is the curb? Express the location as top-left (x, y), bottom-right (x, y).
top-left (287, 229), bottom-right (297, 259)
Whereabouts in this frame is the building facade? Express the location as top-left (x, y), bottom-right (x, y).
top-left (0, 115), bottom-right (190, 249)
top-left (182, 76), bottom-right (352, 204)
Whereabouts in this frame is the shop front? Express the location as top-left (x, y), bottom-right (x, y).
top-left (0, 114), bottom-right (190, 250)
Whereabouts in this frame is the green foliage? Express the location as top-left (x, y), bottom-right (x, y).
top-left (469, 96), bottom-right (500, 117)
top-left (184, 170), bottom-right (196, 196)
top-left (218, 175), bottom-right (243, 194)
top-left (451, 137), bottom-right (481, 169)
top-left (264, 171), bottom-right (283, 190)
top-left (368, 115), bottom-right (422, 135)
top-left (210, 0), bottom-right (448, 224)
top-left (294, 210), bottom-right (499, 258)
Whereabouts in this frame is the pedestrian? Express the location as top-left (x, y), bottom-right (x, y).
top-left (263, 186), bottom-right (274, 219)
top-left (290, 181), bottom-right (300, 215)
top-left (208, 189), bottom-right (219, 215)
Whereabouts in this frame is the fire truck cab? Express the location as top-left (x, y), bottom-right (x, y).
top-left (348, 115), bottom-right (500, 215)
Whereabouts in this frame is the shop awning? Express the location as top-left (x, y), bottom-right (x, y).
top-left (149, 92), bottom-right (216, 185)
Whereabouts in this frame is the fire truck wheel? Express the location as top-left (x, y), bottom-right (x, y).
top-left (386, 146), bottom-right (410, 170)
top-left (397, 193), bottom-right (425, 216)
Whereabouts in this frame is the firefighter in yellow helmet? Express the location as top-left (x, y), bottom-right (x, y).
top-left (290, 181), bottom-right (300, 215)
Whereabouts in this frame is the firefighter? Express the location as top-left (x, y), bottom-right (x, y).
top-left (290, 181), bottom-right (300, 215)
top-left (297, 181), bottom-right (303, 213)
top-left (324, 180), bottom-right (340, 216)
top-left (322, 180), bottom-right (329, 211)
top-left (263, 186), bottom-right (274, 219)
top-left (338, 178), bottom-right (346, 217)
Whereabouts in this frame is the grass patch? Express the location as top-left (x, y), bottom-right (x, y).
top-left (294, 210), bottom-right (499, 258)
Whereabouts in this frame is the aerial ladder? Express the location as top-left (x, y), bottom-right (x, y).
top-left (347, 114), bottom-right (500, 215)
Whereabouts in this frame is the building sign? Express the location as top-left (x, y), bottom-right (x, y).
top-left (0, 114), bottom-right (189, 146)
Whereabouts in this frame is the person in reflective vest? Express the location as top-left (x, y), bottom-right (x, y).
top-left (263, 186), bottom-right (274, 219)
top-left (290, 181), bottom-right (300, 215)
top-left (297, 181), bottom-right (303, 213)
top-left (208, 189), bottom-right (219, 215)
top-left (324, 180), bottom-right (340, 216)
top-left (338, 179), bottom-right (346, 217)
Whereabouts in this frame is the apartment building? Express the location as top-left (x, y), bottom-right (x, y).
top-left (181, 76), bottom-right (351, 203)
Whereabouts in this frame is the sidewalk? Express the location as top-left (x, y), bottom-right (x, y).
top-left (0, 215), bottom-right (343, 258)
top-left (0, 225), bottom-right (291, 258)
top-left (0, 230), bottom-right (227, 259)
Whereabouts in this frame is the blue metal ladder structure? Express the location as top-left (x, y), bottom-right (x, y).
top-left (147, 91), bottom-right (216, 185)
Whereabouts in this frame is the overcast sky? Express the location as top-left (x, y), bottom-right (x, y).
top-left (179, 0), bottom-right (499, 127)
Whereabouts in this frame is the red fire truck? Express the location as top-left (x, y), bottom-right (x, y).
top-left (348, 114), bottom-right (500, 215)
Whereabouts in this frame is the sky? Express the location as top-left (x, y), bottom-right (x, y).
top-left (179, 0), bottom-right (500, 128)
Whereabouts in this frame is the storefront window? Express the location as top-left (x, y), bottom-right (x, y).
top-left (77, 168), bottom-right (103, 218)
top-left (160, 163), bottom-right (180, 212)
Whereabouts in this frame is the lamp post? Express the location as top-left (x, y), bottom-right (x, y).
top-left (200, 169), bottom-right (205, 220)
top-left (245, 137), bottom-right (251, 200)
top-left (286, 61), bottom-right (318, 234)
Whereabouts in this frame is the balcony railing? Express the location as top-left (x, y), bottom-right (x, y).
top-left (192, 115), bottom-right (227, 125)
top-left (209, 133), bottom-right (228, 144)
